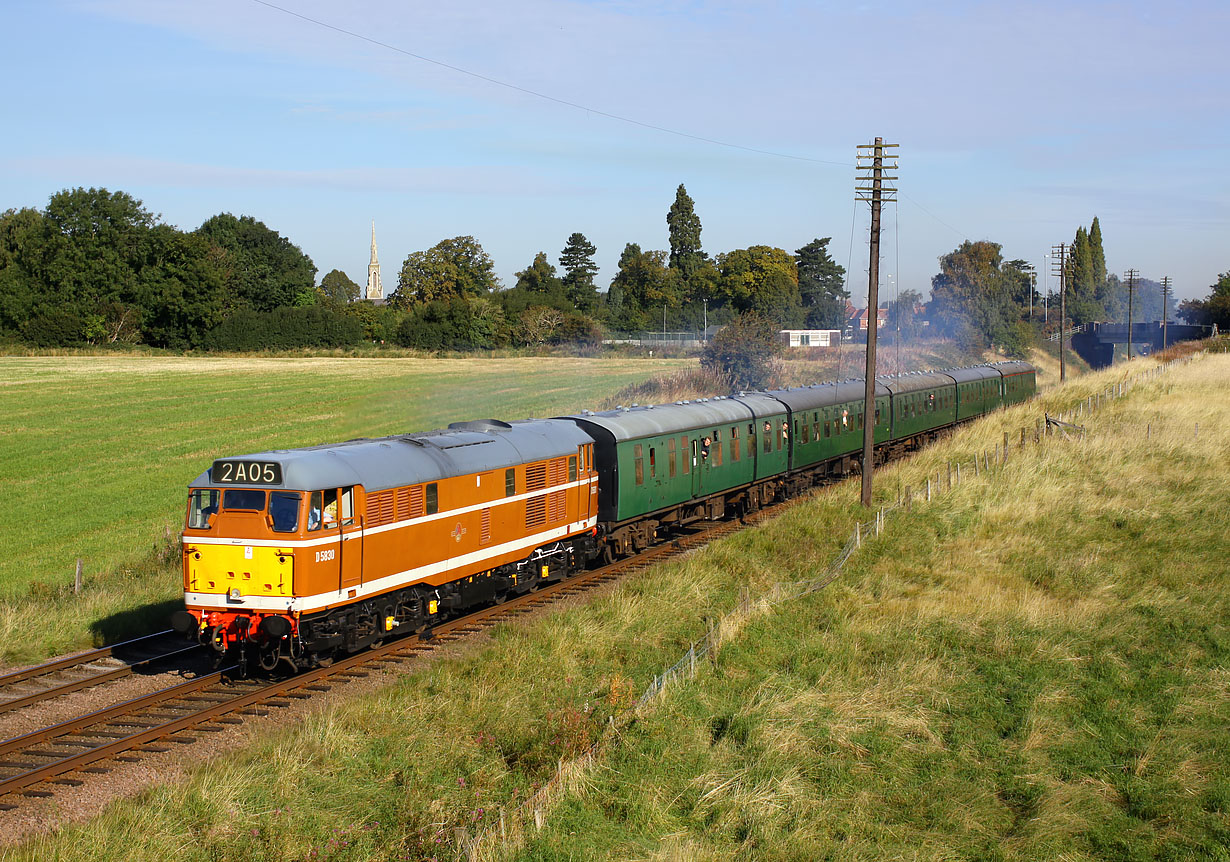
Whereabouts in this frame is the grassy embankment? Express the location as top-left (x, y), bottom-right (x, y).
top-left (11, 348), bottom-right (1227, 860)
top-left (0, 355), bottom-right (688, 665)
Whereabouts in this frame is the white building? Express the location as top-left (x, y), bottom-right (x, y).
top-left (779, 329), bottom-right (842, 348)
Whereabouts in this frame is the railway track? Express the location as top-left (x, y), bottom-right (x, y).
top-left (0, 507), bottom-right (774, 810)
top-left (0, 630), bottom-right (204, 717)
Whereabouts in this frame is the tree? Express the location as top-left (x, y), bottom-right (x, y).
top-left (1177, 271), bottom-right (1230, 330)
top-left (391, 236), bottom-right (499, 309)
top-left (928, 240), bottom-right (1015, 346)
top-left (517, 306), bottom-right (565, 346)
top-left (795, 238), bottom-right (848, 328)
top-left (667, 184), bottom-right (704, 281)
top-left (0, 207), bottom-right (48, 338)
top-left (319, 269), bottom-right (361, 307)
top-left (1065, 225), bottom-right (1102, 324)
top-left (885, 288), bottom-right (924, 340)
top-left (499, 252), bottom-right (570, 317)
top-left (606, 243), bottom-right (675, 331)
top-left (558, 233), bottom-right (599, 312)
top-left (197, 213), bottom-right (317, 312)
top-left (1089, 216), bottom-right (1107, 289)
top-left (135, 225), bottom-right (226, 348)
top-left (700, 313), bottom-right (782, 390)
top-left (713, 245), bottom-right (802, 326)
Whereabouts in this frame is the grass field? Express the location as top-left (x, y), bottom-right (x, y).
top-left (10, 349), bottom-right (1227, 859)
top-left (0, 355), bottom-right (688, 662)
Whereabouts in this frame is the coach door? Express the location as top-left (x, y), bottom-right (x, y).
top-left (337, 486), bottom-right (363, 590)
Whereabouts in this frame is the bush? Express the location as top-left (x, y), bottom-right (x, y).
top-left (23, 308), bottom-right (86, 346)
top-left (204, 306), bottom-right (363, 350)
top-left (700, 313), bottom-right (782, 390)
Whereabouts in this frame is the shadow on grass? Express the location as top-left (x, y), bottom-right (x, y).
top-left (89, 597), bottom-right (183, 646)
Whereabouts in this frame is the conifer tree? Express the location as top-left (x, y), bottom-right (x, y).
top-left (666, 184), bottom-right (704, 280)
top-left (558, 232), bottom-right (599, 312)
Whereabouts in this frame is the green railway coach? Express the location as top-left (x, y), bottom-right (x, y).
top-left (765, 380), bottom-right (891, 473)
top-left (563, 398), bottom-right (783, 552)
top-left (881, 371), bottom-right (958, 439)
top-left (949, 366), bottom-right (1004, 420)
top-left (993, 360), bottom-right (1037, 405)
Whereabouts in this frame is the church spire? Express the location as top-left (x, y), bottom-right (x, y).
top-left (365, 220), bottom-right (383, 300)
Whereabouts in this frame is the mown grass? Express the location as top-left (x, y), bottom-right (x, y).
top-left (0, 355), bottom-right (688, 664)
top-left (10, 352), bottom-right (1227, 859)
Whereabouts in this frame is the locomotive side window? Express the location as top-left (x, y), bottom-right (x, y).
top-left (308, 489), bottom-right (338, 531)
top-left (269, 491), bottom-right (301, 533)
top-left (224, 489), bottom-right (265, 511)
top-left (340, 487), bottom-right (355, 527)
top-left (569, 456), bottom-right (577, 482)
top-left (425, 483), bottom-right (438, 515)
top-left (187, 489), bottom-right (219, 529)
top-left (505, 468), bottom-right (516, 497)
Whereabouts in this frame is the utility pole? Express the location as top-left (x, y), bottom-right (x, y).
top-left (1051, 243), bottom-right (1068, 383)
top-left (1161, 276), bottom-right (1172, 350)
top-left (856, 138), bottom-right (898, 507)
top-left (1124, 268), bottom-right (1139, 360)
top-left (1027, 265), bottom-right (1036, 321)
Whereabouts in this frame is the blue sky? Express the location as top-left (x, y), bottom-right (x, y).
top-left (3, 0), bottom-right (1226, 306)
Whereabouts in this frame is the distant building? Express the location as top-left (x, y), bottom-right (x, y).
top-left (848, 305), bottom-right (888, 332)
top-left (779, 329), bottom-right (842, 347)
top-left (365, 221), bottom-right (384, 302)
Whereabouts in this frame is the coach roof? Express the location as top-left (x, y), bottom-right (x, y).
top-left (189, 418), bottom-right (593, 493)
top-left (560, 398), bottom-right (754, 442)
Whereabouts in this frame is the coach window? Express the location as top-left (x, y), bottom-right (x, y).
top-left (763, 421), bottom-right (772, 453)
top-left (747, 424), bottom-right (755, 459)
top-left (668, 437), bottom-right (677, 477)
top-left (731, 426), bottom-right (740, 461)
top-left (505, 468), bottom-right (516, 497)
top-left (857, 412), bottom-right (865, 430)
top-left (681, 437), bottom-right (690, 475)
top-left (649, 447), bottom-right (656, 479)
top-left (634, 444), bottom-right (644, 485)
top-left (569, 456), bottom-right (577, 482)
top-left (269, 491), bottom-right (301, 533)
top-left (425, 483), bottom-right (438, 515)
top-left (187, 489), bottom-right (220, 530)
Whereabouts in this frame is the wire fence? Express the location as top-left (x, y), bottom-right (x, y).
top-left (461, 351), bottom-right (1198, 861)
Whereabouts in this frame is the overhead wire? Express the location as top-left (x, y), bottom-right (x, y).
top-left (249, 0), bottom-right (850, 168)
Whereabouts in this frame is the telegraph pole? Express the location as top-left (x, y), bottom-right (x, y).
top-left (1124, 269), bottom-right (1139, 360)
top-left (1050, 244), bottom-right (1068, 383)
top-left (1161, 276), bottom-right (1172, 350)
top-left (856, 138), bottom-right (898, 507)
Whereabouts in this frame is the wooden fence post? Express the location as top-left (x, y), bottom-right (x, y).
top-left (74, 559), bottom-right (83, 595)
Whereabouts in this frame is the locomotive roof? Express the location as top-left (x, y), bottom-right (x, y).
top-left (189, 418), bottom-right (593, 493)
top-left (560, 398), bottom-right (753, 442)
top-left (763, 379), bottom-right (889, 412)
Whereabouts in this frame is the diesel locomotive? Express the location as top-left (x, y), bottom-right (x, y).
top-left (171, 361), bottom-right (1035, 672)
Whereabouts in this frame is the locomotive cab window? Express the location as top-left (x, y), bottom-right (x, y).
top-left (308, 489), bottom-right (339, 531)
top-left (187, 489), bottom-right (220, 530)
top-left (224, 489), bottom-right (265, 512)
top-left (269, 491), bottom-right (302, 533)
